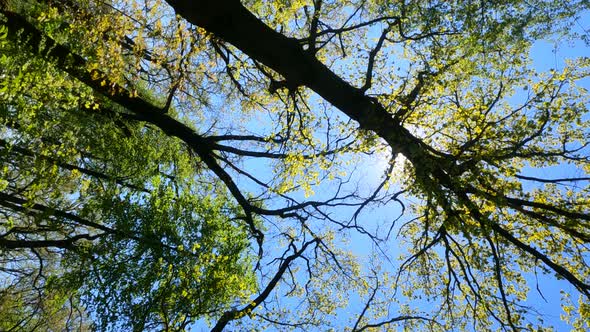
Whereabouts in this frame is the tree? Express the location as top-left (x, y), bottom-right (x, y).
top-left (1, 0), bottom-right (589, 330)
top-left (0, 4), bottom-right (256, 330)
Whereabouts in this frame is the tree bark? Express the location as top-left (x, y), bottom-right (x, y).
top-left (164, 0), bottom-right (436, 164)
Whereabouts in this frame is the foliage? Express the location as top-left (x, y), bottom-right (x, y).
top-left (1, 0), bottom-right (590, 331)
top-left (0, 5), bottom-right (256, 331)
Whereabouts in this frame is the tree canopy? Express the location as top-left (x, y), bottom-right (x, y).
top-left (1, 0), bottom-right (590, 330)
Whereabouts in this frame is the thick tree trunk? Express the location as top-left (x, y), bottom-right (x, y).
top-left (164, 0), bottom-right (434, 163)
